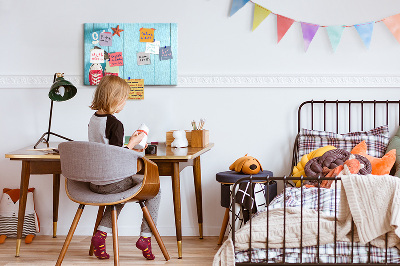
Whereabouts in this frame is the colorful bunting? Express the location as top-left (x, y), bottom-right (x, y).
top-left (326, 26), bottom-right (345, 52)
top-left (229, 0), bottom-right (400, 52)
top-left (230, 0), bottom-right (250, 17)
top-left (301, 22), bottom-right (319, 52)
top-left (354, 22), bottom-right (374, 49)
top-left (277, 15), bottom-right (295, 43)
top-left (383, 14), bottom-right (400, 44)
top-left (253, 4), bottom-right (271, 31)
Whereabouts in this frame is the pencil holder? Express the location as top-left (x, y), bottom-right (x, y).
top-left (191, 130), bottom-right (209, 148)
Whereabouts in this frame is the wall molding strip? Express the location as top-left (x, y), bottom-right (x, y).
top-left (1, 75), bottom-right (399, 88)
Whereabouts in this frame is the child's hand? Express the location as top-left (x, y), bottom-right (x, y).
top-left (133, 143), bottom-right (148, 153)
top-left (126, 131), bottom-right (145, 150)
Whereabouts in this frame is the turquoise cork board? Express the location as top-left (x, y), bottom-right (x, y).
top-left (84, 23), bottom-right (177, 86)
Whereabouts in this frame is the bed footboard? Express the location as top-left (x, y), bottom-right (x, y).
top-left (231, 175), bottom-right (397, 265)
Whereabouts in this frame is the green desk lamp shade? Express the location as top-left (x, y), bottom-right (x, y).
top-left (49, 76), bottom-right (77, 102)
top-left (34, 73), bottom-right (77, 149)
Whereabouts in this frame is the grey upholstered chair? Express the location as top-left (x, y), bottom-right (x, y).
top-left (55, 141), bottom-right (169, 265)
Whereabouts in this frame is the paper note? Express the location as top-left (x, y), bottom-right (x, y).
top-left (145, 41), bottom-right (160, 54)
top-left (137, 52), bottom-right (151, 65)
top-left (140, 28), bottom-right (155, 42)
top-left (105, 60), bottom-right (119, 75)
top-left (90, 49), bottom-right (104, 63)
top-left (109, 52), bottom-right (123, 67)
top-left (159, 46), bottom-right (173, 60)
top-left (99, 32), bottom-right (112, 46)
top-left (125, 79), bottom-right (144, 100)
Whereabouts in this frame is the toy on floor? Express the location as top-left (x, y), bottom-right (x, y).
top-left (0, 188), bottom-right (39, 244)
top-left (230, 154), bottom-right (263, 175)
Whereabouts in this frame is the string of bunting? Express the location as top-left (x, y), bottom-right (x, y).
top-left (230, 0), bottom-right (400, 52)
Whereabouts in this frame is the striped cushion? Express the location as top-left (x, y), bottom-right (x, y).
top-left (296, 125), bottom-right (390, 164)
top-left (0, 213), bottom-right (37, 237)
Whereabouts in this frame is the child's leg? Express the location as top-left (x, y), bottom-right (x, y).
top-left (136, 188), bottom-right (161, 260)
top-left (92, 204), bottom-right (124, 259)
top-left (89, 177), bottom-right (135, 259)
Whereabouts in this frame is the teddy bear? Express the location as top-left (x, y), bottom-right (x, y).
top-left (171, 130), bottom-right (188, 148)
top-left (0, 188), bottom-right (39, 244)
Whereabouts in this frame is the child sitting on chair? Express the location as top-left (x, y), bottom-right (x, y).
top-left (88, 75), bottom-right (161, 260)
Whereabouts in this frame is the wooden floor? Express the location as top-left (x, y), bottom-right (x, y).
top-left (0, 236), bottom-right (223, 265)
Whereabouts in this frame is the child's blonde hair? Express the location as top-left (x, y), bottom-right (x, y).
top-left (90, 75), bottom-right (130, 114)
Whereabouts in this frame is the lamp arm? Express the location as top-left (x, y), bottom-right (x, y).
top-left (46, 100), bottom-right (54, 143)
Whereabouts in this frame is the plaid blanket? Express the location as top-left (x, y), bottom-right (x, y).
top-left (236, 242), bottom-right (400, 263)
top-left (235, 186), bottom-right (400, 263)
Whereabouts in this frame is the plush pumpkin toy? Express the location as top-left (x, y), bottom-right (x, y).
top-left (0, 188), bottom-right (39, 244)
top-left (230, 154), bottom-right (263, 175)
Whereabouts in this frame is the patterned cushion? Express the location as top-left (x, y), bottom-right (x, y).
top-left (296, 125), bottom-right (390, 164)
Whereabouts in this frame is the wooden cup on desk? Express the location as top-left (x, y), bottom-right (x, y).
top-left (191, 130), bottom-right (209, 148)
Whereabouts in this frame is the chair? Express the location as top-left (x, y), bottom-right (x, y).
top-left (55, 141), bottom-right (170, 265)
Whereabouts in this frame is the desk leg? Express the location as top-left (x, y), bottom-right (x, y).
top-left (193, 157), bottom-right (203, 239)
top-left (171, 162), bottom-right (182, 259)
top-left (16, 161), bottom-right (31, 257)
top-left (53, 174), bottom-right (60, 238)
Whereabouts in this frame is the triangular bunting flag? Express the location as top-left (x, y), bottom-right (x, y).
top-left (354, 22), bottom-right (374, 49)
top-left (252, 4), bottom-right (271, 31)
top-left (301, 22), bottom-right (319, 52)
top-left (230, 0), bottom-right (250, 17)
top-left (277, 15), bottom-right (295, 43)
top-left (326, 25), bottom-right (345, 52)
top-left (383, 14), bottom-right (400, 44)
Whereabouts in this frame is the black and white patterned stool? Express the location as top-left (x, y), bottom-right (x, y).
top-left (216, 170), bottom-right (276, 245)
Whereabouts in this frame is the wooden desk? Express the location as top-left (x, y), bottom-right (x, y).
top-left (5, 142), bottom-right (214, 259)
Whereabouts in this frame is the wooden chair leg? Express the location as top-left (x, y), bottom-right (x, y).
top-left (56, 204), bottom-right (85, 266)
top-left (89, 206), bottom-right (105, 256)
top-left (139, 201), bottom-right (170, 261)
top-left (111, 205), bottom-right (119, 266)
top-left (218, 208), bottom-right (230, 245)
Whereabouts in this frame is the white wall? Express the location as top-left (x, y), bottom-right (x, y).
top-left (1, 0), bottom-right (400, 236)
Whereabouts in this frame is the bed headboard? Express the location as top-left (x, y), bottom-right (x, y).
top-left (292, 100), bottom-right (400, 169)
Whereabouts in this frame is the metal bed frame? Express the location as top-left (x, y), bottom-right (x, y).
top-left (232, 100), bottom-right (400, 265)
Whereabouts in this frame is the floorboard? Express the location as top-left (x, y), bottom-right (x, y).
top-left (0, 235), bottom-right (223, 265)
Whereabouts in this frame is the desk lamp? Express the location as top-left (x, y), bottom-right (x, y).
top-left (33, 73), bottom-right (77, 149)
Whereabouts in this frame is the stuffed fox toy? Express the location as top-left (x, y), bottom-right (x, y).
top-left (0, 188), bottom-right (39, 244)
top-left (230, 154), bottom-right (263, 175)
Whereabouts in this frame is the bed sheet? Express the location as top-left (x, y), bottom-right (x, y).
top-left (235, 186), bottom-right (400, 263)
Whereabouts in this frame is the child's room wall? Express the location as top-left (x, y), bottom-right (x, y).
top-left (1, 0), bottom-right (400, 236)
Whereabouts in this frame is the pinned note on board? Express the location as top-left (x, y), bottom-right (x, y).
top-left (105, 60), bottom-right (119, 76)
top-left (109, 52), bottom-right (123, 67)
top-left (140, 28), bottom-right (155, 42)
top-left (126, 79), bottom-right (144, 100)
top-left (159, 46), bottom-right (173, 60)
top-left (145, 41), bottom-right (160, 54)
top-left (99, 32), bottom-right (112, 46)
top-left (137, 52), bottom-right (151, 65)
top-left (90, 49), bottom-right (104, 63)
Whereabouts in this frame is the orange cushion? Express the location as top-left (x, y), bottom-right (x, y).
top-left (351, 140), bottom-right (396, 175)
